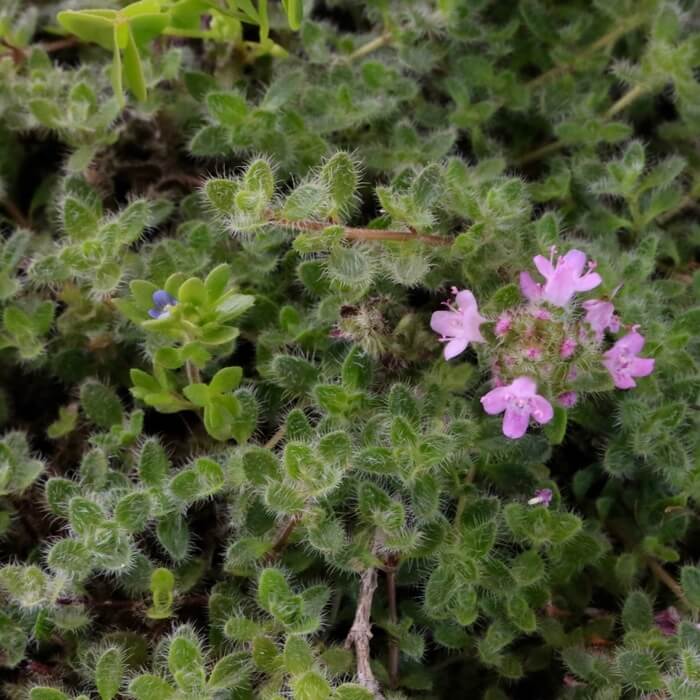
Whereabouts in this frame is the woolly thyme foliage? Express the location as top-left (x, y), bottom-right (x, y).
top-left (0, 0), bottom-right (699, 698)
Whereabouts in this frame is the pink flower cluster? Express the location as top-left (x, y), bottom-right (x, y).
top-left (430, 248), bottom-right (655, 439)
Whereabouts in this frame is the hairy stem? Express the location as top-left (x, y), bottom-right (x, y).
top-left (345, 566), bottom-right (385, 699)
top-left (608, 520), bottom-right (690, 607)
top-left (264, 513), bottom-right (302, 563)
top-left (273, 218), bottom-right (452, 246)
top-left (264, 423), bottom-right (287, 450)
top-left (604, 83), bottom-right (647, 119)
top-left (349, 32), bottom-right (393, 62)
top-left (516, 83), bottom-right (648, 167)
top-left (525, 17), bottom-right (643, 90)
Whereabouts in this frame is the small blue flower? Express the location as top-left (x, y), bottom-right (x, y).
top-left (148, 290), bottom-right (177, 319)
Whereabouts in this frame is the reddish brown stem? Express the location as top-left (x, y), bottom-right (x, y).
top-left (40, 37), bottom-right (81, 53)
top-left (0, 198), bottom-right (31, 229)
top-left (0, 39), bottom-right (26, 65)
top-left (264, 513), bottom-right (302, 562)
top-left (274, 218), bottom-right (451, 247)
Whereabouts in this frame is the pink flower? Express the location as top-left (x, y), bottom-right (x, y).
top-left (495, 313), bottom-right (511, 336)
top-left (532, 308), bottom-right (552, 320)
top-left (431, 288), bottom-right (486, 360)
top-left (520, 249), bottom-right (602, 307)
top-left (528, 488), bottom-right (553, 506)
top-left (582, 299), bottom-right (621, 341)
top-left (557, 391), bottom-right (578, 408)
top-left (560, 338), bottom-right (577, 359)
top-left (654, 607), bottom-right (680, 636)
top-left (481, 377), bottom-right (554, 439)
top-left (602, 330), bottom-right (655, 389)
top-left (525, 346), bottom-right (542, 360)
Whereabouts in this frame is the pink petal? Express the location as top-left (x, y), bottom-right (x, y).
top-left (430, 310), bottom-right (459, 336)
top-left (614, 374), bottom-right (637, 389)
top-left (574, 271), bottom-right (602, 292)
top-left (444, 337), bottom-right (468, 360)
top-left (631, 357), bottom-right (654, 378)
top-left (533, 255), bottom-right (554, 279)
top-left (562, 249), bottom-right (587, 275)
top-left (519, 271), bottom-right (542, 301)
top-left (530, 395), bottom-right (553, 424)
top-left (619, 330), bottom-right (645, 354)
top-left (543, 276), bottom-right (576, 306)
top-left (454, 289), bottom-right (477, 311)
top-left (502, 408), bottom-right (529, 439)
top-left (510, 376), bottom-right (537, 396)
top-left (480, 387), bottom-right (509, 415)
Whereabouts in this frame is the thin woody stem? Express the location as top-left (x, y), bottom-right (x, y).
top-left (264, 512), bottom-right (302, 563)
top-left (41, 37), bottom-right (81, 53)
top-left (525, 17), bottom-right (643, 90)
top-left (604, 83), bottom-right (647, 119)
top-left (516, 84), bottom-right (648, 167)
top-left (273, 218), bottom-right (451, 247)
top-left (608, 520), bottom-right (690, 607)
top-left (0, 198), bottom-right (31, 229)
top-left (346, 566), bottom-right (385, 699)
top-left (349, 32), bottom-right (393, 62)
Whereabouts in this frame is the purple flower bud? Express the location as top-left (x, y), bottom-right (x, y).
top-left (528, 488), bottom-right (553, 506)
top-left (149, 290), bottom-right (177, 319)
top-left (525, 346), bottom-right (542, 360)
top-left (557, 391), bottom-right (578, 408)
top-left (495, 313), bottom-right (511, 336)
top-left (654, 607), bottom-right (680, 636)
top-left (560, 337), bottom-right (577, 359)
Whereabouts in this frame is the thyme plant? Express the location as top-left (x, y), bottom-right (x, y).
top-left (0, 1), bottom-right (699, 698)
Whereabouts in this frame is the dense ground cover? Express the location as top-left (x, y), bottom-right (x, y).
top-left (0, 1), bottom-right (699, 698)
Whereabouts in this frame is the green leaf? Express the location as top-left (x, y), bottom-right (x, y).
top-left (210, 366), bottom-right (243, 393)
top-left (128, 675), bottom-right (176, 700)
top-left (123, 26), bottom-right (147, 101)
top-left (333, 684), bottom-right (374, 700)
top-left (178, 277), bottom-right (208, 306)
top-left (284, 0), bottom-right (303, 30)
top-left (148, 567), bottom-right (175, 620)
top-left (292, 671), bottom-right (332, 700)
top-left (616, 650), bottom-right (663, 692)
top-left (57, 10), bottom-right (117, 50)
top-left (622, 590), bottom-right (653, 632)
top-left (681, 565), bottom-right (700, 609)
top-left (47, 539), bottom-right (91, 578)
top-left (320, 152), bottom-right (360, 218)
top-left (115, 492), bottom-right (151, 532)
top-left (30, 689), bottom-right (71, 700)
top-left (95, 647), bottom-right (123, 700)
top-left (207, 652), bottom-right (249, 690)
top-left (544, 406), bottom-right (567, 445)
top-left (204, 264), bottom-right (232, 300)
top-left (207, 92), bottom-right (249, 127)
top-left (80, 380), bottom-right (123, 429)
top-left (284, 636), bottom-right (314, 674)
top-left (157, 513), bottom-right (190, 562)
